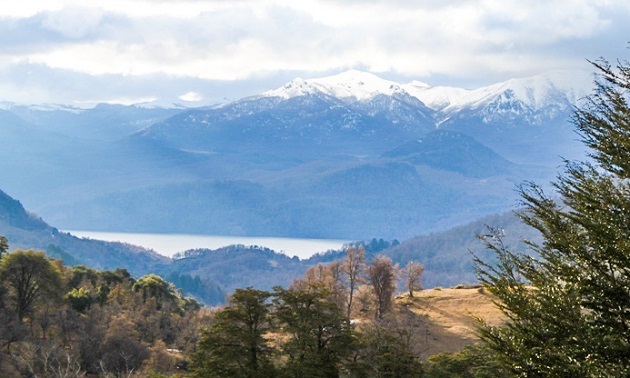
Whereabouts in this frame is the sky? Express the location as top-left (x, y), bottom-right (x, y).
top-left (1, 0), bottom-right (629, 106)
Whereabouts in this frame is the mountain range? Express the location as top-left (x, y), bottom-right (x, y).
top-left (0, 69), bottom-right (593, 240)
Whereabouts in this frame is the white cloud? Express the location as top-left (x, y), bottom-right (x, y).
top-left (0, 0), bottom-right (628, 104)
top-left (178, 91), bottom-right (203, 102)
top-left (40, 6), bottom-right (104, 39)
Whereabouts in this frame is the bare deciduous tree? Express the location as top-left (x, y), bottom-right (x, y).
top-left (402, 261), bottom-right (424, 298)
top-left (367, 255), bottom-right (398, 319)
top-left (342, 246), bottom-right (366, 320)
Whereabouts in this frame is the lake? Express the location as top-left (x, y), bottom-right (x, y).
top-left (65, 230), bottom-right (349, 260)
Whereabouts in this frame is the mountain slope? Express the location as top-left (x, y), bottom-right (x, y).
top-left (138, 92), bottom-right (435, 157)
top-left (0, 189), bottom-right (168, 274)
top-left (0, 69), bottom-right (589, 240)
top-left (405, 70), bottom-right (592, 114)
top-left (382, 130), bottom-right (516, 177)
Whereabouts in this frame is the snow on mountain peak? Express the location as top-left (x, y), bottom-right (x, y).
top-left (263, 69), bottom-right (594, 115)
top-left (496, 70), bottom-right (593, 109)
top-left (406, 70), bottom-right (593, 113)
top-left (263, 69), bottom-right (404, 101)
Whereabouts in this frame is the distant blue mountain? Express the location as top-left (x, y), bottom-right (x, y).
top-left (0, 70), bottom-right (591, 239)
top-left (138, 91), bottom-right (435, 157)
top-left (382, 130), bottom-right (515, 177)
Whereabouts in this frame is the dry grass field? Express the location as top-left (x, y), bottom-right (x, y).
top-left (395, 286), bottom-right (505, 358)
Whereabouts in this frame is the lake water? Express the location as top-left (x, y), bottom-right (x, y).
top-left (65, 230), bottom-right (349, 260)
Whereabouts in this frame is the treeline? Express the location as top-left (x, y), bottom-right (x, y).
top-left (191, 246), bottom-right (501, 377)
top-left (0, 240), bottom-right (206, 376)
top-left (0, 237), bottom-right (502, 377)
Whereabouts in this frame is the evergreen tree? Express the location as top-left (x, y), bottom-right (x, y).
top-left (475, 55), bottom-right (630, 376)
top-left (273, 284), bottom-right (352, 378)
top-left (192, 288), bottom-right (275, 378)
top-left (349, 318), bottom-right (424, 378)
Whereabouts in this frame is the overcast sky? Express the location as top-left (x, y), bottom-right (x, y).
top-left (1, 0), bottom-right (629, 106)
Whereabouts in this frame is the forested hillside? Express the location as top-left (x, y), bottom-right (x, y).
top-left (0, 189), bottom-right (169, 274)
top-left (0, 242), bottom-right (503, 377)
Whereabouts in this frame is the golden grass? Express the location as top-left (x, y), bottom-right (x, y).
top-left (396, 286), bottom-right (505, 357)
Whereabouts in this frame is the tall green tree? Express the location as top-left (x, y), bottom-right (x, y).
top-left (349, 319), bottom-right (424, 378)
top-left (475, 55), bottom-right (630, 376)
top-left (0, 250), bottom-right (62, 320)
top-left (193, 288), bottom-right (275, 378)
top-left (273, 284), bottom-right (352, 378)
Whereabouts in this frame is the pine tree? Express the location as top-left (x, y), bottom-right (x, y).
top-left (475, 55), bottom-right (630, 376)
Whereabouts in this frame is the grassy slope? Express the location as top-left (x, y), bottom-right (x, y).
top-left (395, 287), bottom-right (504, 357)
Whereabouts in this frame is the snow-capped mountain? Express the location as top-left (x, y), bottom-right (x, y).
top-left (224, 68), bottom-right (591, 163)
top-left (262, 70), bottom-right (406, 101)
top-left (263, 69), bottom-right (593, 115)
top-left (0, 69), bottom-right (596, 241)
top-left (404, 70), bottom-right (592, 113)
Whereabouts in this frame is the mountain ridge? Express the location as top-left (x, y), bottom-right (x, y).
top-left (259, 69), bottom-right (592, 115)
top-left (0, 69), bottom-right (589, 240)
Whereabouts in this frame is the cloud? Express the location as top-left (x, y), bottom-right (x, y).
top-left (0, 0), bottom-right (629, 104)
top-left (40, 6), bottom-right (104, 39)
top-left (178, 91), bottom-right (203, 102)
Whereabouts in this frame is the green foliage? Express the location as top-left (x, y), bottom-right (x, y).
top-left (423, 346), bottom-right (507, 378)
top-left (67, 264), bottom-right (100, 289)
top-left (66, 287), bottom-right (94, 312)
top-left (99, 267), bottom-right (133, 286)
top-left (349, 321), bottom-right (423, 377)
top-left (133, 273), bottom-right (176, 305)
top-left (95, 283), bottom-right (110, 306)
top-left (193, 288), bottom-right (275, 377)
top-left (0, 235), bottom-right (8, 259)
top-left (0, 249), bottom-right (62, 319)
top-left (0, 257), bottom-right (202, 377)
top-left (475, 55), bottom-right (630, 375)
top-left (273, 284), bottom-right (353, 377)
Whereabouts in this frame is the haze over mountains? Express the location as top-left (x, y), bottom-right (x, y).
top-left (0, 70), bottom-right (593, 240)
top-left (0, 186), bottom-right (538, 304)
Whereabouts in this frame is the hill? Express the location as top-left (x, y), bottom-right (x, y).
top-left (0, 189), bottom-right (168, 274)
